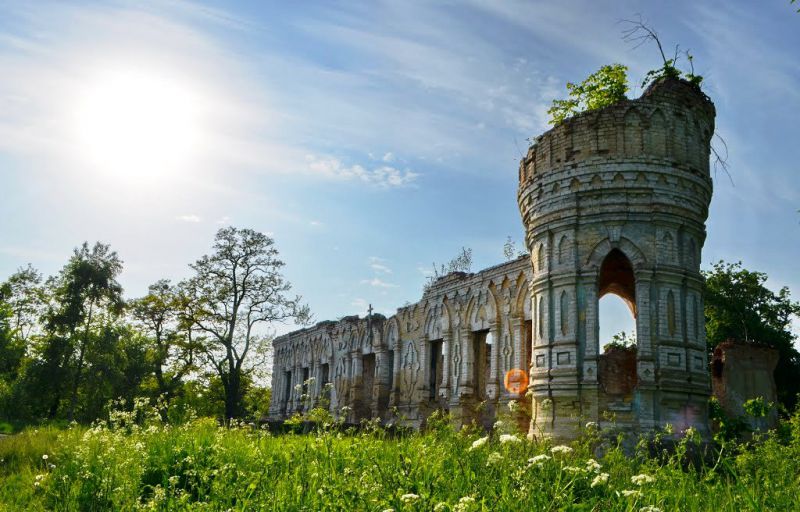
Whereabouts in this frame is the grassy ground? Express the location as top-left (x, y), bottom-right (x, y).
top-left (1, 406), bottom-right (799, 511)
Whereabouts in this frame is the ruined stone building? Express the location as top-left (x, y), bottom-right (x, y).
top-left (269, 77), bottom-right (716, 438)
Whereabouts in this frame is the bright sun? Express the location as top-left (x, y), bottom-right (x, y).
top-left (72, 69), bottom-right (203, 182)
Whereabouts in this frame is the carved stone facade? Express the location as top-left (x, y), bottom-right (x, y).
top-left (518, 77), bottom-right (715, 438)
top-left (269, 257), bottom-right (533, 427)
top-left (271, 77), bottom-right (716, 439)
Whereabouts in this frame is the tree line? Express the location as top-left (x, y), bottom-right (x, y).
top-left (0, 227), bottom-right (309, 426)
top-left (1, 228), bottom-right (798, 427)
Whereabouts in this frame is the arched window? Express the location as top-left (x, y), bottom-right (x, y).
top-left (598, 249), bottom-right (637, 352)
top-left (560, 291), bottom-right (569, 336)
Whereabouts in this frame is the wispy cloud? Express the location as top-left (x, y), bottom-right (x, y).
top-left (360, 277), bottom-right (398, 288)
top-left (306, 155), bottom-right (419, 188)
top-left (177, 214), bottom-right (201, 223)
top-left (369, 256), bottom-right (392, 274)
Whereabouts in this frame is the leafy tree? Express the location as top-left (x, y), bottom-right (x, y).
top-left (43, 242), bottom-right (124, 421)
top-left (703, 261), bottom-right (800, 409)
top-left (2, 264), bottom-right (46, 343)
top-left (547, 64), bottom-right (629, 125)
top-left (181, 227), bottom-right (310, 420)
top-left (0, 287), bottom-right (24, 407)
top-left (130, 280), bottom-right (197, 402)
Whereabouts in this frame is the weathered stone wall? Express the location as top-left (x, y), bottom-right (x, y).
top-left (518, 77), bottom-right (715, 439)
top-left (711, 340), bottom-right (779, 430)
top-left (269, 257), bottom-right (533, 427)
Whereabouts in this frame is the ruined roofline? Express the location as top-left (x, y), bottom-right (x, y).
top-left (273, 254), bottom-right (531, 346)
top-left (539, 76), bottom-right (713, 142)
top-left (518, 75), bottom-right (716, 189)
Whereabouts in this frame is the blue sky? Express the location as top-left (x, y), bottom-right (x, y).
top-left (0, 0), bottom-right (798, 342)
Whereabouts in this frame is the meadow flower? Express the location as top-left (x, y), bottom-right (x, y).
top-left (622, 490), bottom-right (643, 498)
top-left (591, 472), bottom-right (610, 487)
top-left (493, 420), bottom-right (504, 430)
top-left (631, 474), bottom-right (655, 485)
top-left (400, 493), bottom-right (420, 503)
top-left (470, 436), bottom-right (489, 451)
top-left (433, 503), bottom-right (448, 512)
top-left (41, 454), bottom-right (48, 460)
top-left (528, 454), bottom-right (551, 465)
top-left (382, 509), bottom-right (395, 512)
top-left (487, 451), bottom-right (504, 466)
top-left (585, 458), bottom-right (602, 472)
top-left (564, 465), bottom-right (584, 473)
top-left (639, 507), bottom-right (663, 512)
top-left (454, 496), bottom-right (477, 512)
top-left (499, 434), bottom-right (521, 444)
top-left (585, 421), bottom-right (598, 430)
top-left (551, 445), bottom-right (573, 455)
top-left (507, 400), bottom-right (519, 413)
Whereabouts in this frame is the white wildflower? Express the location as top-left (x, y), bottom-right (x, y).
top-left (433, 503), bottom-right (448, 512)
top-left (499, 434), bottom-right (521, 444)
top-left (585, 421), bottom-right (598, 430)
top-left (493, 420), bottom-right (504, 430)
top-left (400, 493), bottom-right (420, 503)
top-left (640, 507), bottom-right (663, 512)
top-left (486, 451), bottom-right (503, 466)
top-left (622, 489), bottom-right (643, 498)
top-left (631, 474), bottom-right (655, 486)
top-left (382, 509), bottom-right (395, 512)
top-left (470, 436), bottom-right (488, 451)
top-left (528, 454), bottom-right (551, 465)
top-left (41, 454), bottom-right (48, 460)
top-left (507, 400), bottom-right (519, 413)
top-left (585, 458), bottom-right (602, 472)
top-left (454, 495), bottom-right (477, 512)
top-left (591, 472), bottom-right (609, 487)
top-left (564, 466), bottom-right (585, 474)
top-left (551, 445), bottom-right (573, 455)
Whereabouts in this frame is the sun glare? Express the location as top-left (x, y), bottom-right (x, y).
top-left (72, 69), bottom-right (203, 183)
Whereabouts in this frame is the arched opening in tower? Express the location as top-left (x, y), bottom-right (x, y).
top-left (598, 248), bottom-right (637, 351)
top-left (597, 249), bottom-right (638, 399)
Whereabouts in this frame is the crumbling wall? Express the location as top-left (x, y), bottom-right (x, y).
top-left (712, 340), bottom-right (779, 430)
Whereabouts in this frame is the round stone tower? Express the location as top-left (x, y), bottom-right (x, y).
top-left (518, 77), bottom-right (715, 439)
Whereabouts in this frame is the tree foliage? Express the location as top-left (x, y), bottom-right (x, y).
top-left (547, 63), bottom-right (629, 125)
top-left (181, 227), bottom-right (310, 420)
top-left (703, 261), bottom-right (800, 409)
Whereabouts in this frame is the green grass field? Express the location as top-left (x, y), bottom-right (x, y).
top-left (2, 405), bottom-right (799, 511)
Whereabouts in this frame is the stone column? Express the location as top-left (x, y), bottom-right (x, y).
top-left (488, 321), bottom-right (501, 401)
top-left (439, 331), bottom-right (452, 401)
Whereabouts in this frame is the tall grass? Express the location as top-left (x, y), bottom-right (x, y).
top-left (2, 402), bottom-right (800, 511)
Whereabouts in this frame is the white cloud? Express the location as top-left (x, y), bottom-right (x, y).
top-left (305, 155), bottom-right (419, 188)
top-left (309, 220), bottom-right (323, 227)
top-left (360, 277), bottom-right (399, 288)
top-left (382, 152), bottom-right (395, 162)
top-left (177, 214), bottom-right (201, 223)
